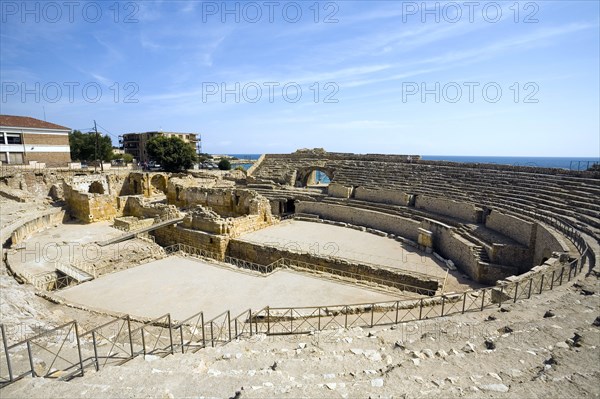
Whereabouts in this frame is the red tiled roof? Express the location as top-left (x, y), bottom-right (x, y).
top-left (0, 115), bottom-right (70, 131)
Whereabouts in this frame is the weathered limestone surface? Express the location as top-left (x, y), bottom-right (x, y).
top-left (354, 187), bottom-right (411, 206)
top-left (296, 201), bottom-right (420, 241)
top-left (113, 216), bottom-right (155, 232)
top-left (415, 195), bottom-right (481, 223)
top-left (153, 224), bottom-right (229, 259)
top-left (7, 209), bottom-right (66, 246)
top-left (533, 223), bottom-right (570, 266)
top-left (63, 182), bottom-right (119, 223)
top-left (328, 183), bottom-right (353, 199)
top-left (123, 196), bottom-right (181, 221)
top-left (486, 211), bottom-right (534, 247)
top-left (227, 239), bottom-right (439, 294)
top-left (126, 172), bottom-right (170, 197)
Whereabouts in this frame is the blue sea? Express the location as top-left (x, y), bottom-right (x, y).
top-left (421, 156), bottom-right (599, 171)
top-left (228, 154), bottom-right (598, 172)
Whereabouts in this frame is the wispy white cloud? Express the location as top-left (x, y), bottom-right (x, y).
top-left (90, 73), bottom-right (113, 87)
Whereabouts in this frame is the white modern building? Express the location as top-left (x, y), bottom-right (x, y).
top-left (0, 115), bottom-right (72, 166)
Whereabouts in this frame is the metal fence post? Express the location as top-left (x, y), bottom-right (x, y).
top-left (498, 286), bottom-right (504, 307)
top-left (550, 270), bottom-right (555, 290)
top-left (227, 311), bottom-right (232, 342)
top-left (481, 290), bottom-right (486, 311)
top-left (201, 313), bottom-right (206, 349)
top-left (167, 314), bottom-right (174, 355)
top-left (528, 278), bottom-right (533, 299)
top-left (248, 309), bottom-right (253, 337)
top-left (318, 307), bottom-right (322, 330)
top-left (1, 324), bottom-right (13, 382)
top-left (266, 307), bottom-right (271, 335)
top-left (370, 304), bottom-right (375, 327)
top-left (395, 301), bottom-right (400, 324)
top-left (179, 325), bottom-right (185, 354)
top-left (91, 331), bottom-right (100, 371)
top-left (26, 341), bottom-right (35, 377)
top-left (461, 293), bottom-right (466, 314)
top-left (441, 297), bottom-right (445, 316)
top-left (344, 306), bottom-right (348, 329)
top-left (74, 322), bottom-right (85, 377)
top-left (419, 299), bottom-right (423, 320)
top-left (127, 316), bottom-right (134, 359)
top-left (141, 328), bottom-right (146, 356)
top-left (539, 274), bottom-right (544, 294)
top-left (210, 322), bottom-right (214, 348)
top-left (559, 267), bottom-right (564, 286)
top-left (513, 282), bottom-right (519, 303)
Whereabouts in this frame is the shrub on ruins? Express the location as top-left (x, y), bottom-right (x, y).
top-left (146, 135), bottom-right (198, 172)
top-left (218, 159), bottom-right (231, 170)
top-left (69, 130), bottom-right (113, 162)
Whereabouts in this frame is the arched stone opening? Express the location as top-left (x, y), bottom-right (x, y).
top-left (150, 174), bottom-right (167, 194)
top-left (295, 167), bottom-right (334, 187)
top-left (88, 181), bottom-right (104, 194)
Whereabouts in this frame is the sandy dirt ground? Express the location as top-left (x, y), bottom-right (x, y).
top-left (6, 221), bottom-right (155, 275)
top-left (239, 220), bottom-right (478, 292)
top-left (55, 256), bottom-right (400, 320)
top-left (2, 268), bottom-right (598, 399)
top-left (239, 221), bottom-right (446, 277)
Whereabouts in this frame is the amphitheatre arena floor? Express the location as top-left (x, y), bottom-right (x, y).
top-left (55, 256), bottom-right (399, 320)
top-left (6, 221), bottom-right (158, 276)
top-left (238, 220), bottom-right (478, 292)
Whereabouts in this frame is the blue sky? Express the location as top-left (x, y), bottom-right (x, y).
top-left (1, 0), bottom-right (599, 156)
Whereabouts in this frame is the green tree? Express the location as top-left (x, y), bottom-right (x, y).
top-left (69, 130), bottom-right (112, 162)
top-left (122, 153), bottom-right (134, 164)
top-left (146, 135), bottom-right (198, 172)
top-left (218, 158), bottom-right (231, 170)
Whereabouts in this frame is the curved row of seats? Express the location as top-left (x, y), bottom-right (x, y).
top-left (251, 155), bottom-right (599, 269)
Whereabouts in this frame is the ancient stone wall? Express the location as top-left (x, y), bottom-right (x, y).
top-left (327, 183), bottom-right (353, 198)
top-left (227, 239), bottom-right (439, 294)
top-left (491, 243), bottom-right (532, 271)
top-left (63, 182), bottom-right (119, 223)
top-left (152, 224), bottom-right (229, 259)
top-left (70, 175), bottom-right (110, 194)
top-left (415, 195), bottom-right (481, 222)
top-left (123, 196), bottom-right (180, 220)
top-left (533, 223), bottom-right (570, 266)
top-left (1, 170), bottom-right (60, 199)
top-left (478, 263), bottom-right (519, 285)
top-left (167, 183), bottom-right (266, 217)
top-left (295, 201), bottom-right (420, 241)
top-left (113, 216), bottom-right (155, 231)
top-left (486, 211), bottom-right (534, 246)
top-left (8, 209), bottom-right (66, 246)
top-left (354, 187), bottom-right (411, 206)
top-left (420, 219), bottom-right (480, 280)
top-left (127, 172), bottom-right (169, 197)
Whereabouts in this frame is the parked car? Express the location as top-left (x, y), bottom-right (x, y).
top-left (200, 162), bottom-right (217, 170)
top-left (148, 162), bottom-right (161, 171)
